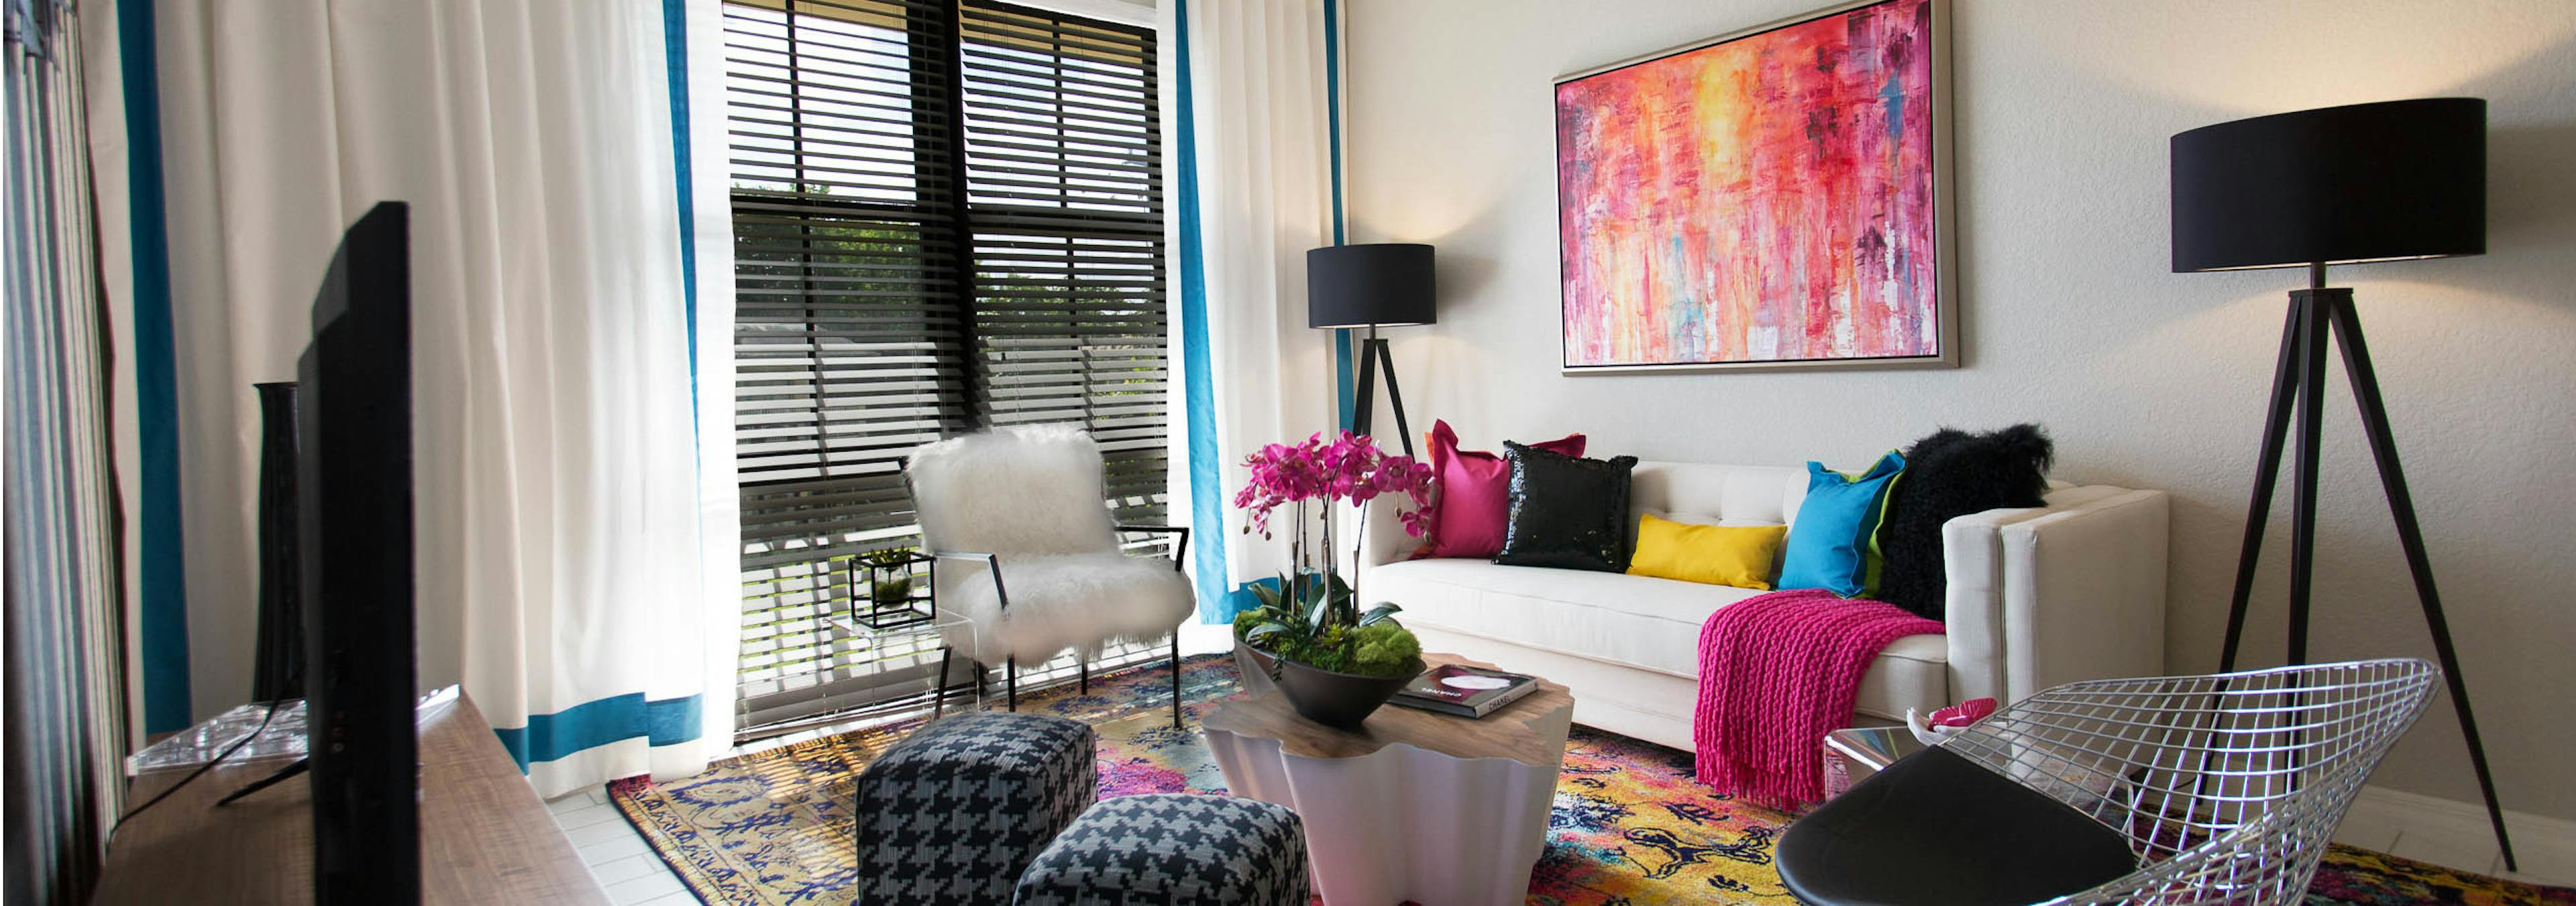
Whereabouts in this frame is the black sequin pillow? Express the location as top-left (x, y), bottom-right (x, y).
top-left (1495, 441), bottom-right (1640, 572)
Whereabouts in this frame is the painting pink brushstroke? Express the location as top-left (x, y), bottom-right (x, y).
top-left (1556, 0), bottom-right (1942, 368)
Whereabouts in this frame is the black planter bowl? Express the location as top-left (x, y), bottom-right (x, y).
top-left (1232, 641), bottom-right (1280, 697)
top-left (1274, 657), bottom-right (1426, 731)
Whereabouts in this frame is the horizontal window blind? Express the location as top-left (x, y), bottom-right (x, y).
top-left (727, 0), bottom-right (1165, 732)
top-left (959, 1), bottom-right (1167, 519)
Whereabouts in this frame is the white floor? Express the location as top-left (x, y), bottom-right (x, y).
top-left (546, 785), bottom-right (698, 905)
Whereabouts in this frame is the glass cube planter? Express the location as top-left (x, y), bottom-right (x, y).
top-left (848, 550), bottom-right (936, 631)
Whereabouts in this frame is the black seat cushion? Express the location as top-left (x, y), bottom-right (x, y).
top-left (1778, 746), bottom-right (2137, 906)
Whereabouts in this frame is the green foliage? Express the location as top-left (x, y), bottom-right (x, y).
top-left (1234, 571), bottom-right (1423, 678)
top-left (1232, 607), bottom-right (1272, 642)
top-left (855, 548), bottom-right (916, 570)
top-left (1350, 623), bottom-right (1422, 676)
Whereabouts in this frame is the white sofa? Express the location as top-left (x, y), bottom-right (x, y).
top-left (1356, 461), bottom-right (2169, 752)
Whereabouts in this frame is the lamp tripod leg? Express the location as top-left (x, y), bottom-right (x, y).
top-left (2323, 297), bottom-right (2518, 872)
top-left (1352, 332), bottom-right (1379, 438)
top-left (2219, 295), bottom-right (2310, 672)
top-left (1375, 339), bottom-right (1414, 458)
top-left (2285, 291), bottom-right (2330, 666)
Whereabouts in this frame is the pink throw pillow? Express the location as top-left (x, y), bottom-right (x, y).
top-left (1414, 419), bottom-right (1587, 558)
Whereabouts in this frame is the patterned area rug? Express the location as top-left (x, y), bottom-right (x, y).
top-left (611, 654), bottom-right (2573, 905)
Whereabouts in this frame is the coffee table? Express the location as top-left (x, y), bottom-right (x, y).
top-left (1201, 653), bottom-right (1573, 906)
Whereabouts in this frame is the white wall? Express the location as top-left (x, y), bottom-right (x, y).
top-left (1342, 0), bottom-right (2576, 822)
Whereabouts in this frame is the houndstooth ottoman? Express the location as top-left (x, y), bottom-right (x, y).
top-left (852, 711), bottom-right (1097, 905)
top-left (1012, 793), bottom-right (1310, 906)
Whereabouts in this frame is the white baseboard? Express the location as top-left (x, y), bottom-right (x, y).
top-left (2335, 785), bottom-right (2576, 887)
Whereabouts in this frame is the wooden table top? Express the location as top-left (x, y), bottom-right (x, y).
top-left (93, 691), bottom-right (609, 905)
top-left (1200, 653), bottom-right (1574, 766)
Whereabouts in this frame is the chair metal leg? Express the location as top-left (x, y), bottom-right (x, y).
top-left (1080, 659), bottom-right (1089, 695)
top-left (934, 646), bottom-right (953, 719)
top-left (1007, 656), bottom-right (1018, 711)
top-left (1170, 634), bottom-right (1183, 729)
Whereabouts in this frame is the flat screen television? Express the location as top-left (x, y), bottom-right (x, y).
top-left (297, 200), bottom-right (419, 904)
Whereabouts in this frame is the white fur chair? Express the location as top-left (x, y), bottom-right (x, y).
top-left (906, 424), bottom-right (1195, 725)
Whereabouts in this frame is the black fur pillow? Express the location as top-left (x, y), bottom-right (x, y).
top-left (1876, 424), bottom-right (2055, 620)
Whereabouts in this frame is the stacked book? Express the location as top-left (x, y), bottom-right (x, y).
top-left (1391, 664), bottom-right (1540, 718)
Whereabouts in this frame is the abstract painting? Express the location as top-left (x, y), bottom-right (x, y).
top-left (1556, 0), bottom-right (1951, 371)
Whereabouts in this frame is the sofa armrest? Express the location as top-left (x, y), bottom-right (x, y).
top-left (1941, 487), bottom-right (2169, 705)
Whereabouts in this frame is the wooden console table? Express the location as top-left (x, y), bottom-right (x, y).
top-left (1201, 653), bottom-right (1574, 905)
top-left (93, 691), bottom-right (608, 905)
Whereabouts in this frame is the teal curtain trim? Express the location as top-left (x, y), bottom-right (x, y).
top-left (1215, 578), bottom-right (1278, 624)
top-left (491, 693), bottom-right (704, 772)
top-left (119, 0), bottom-right (191, 734)
top-left (1175, 1), bottom-right (1231, 623)
top-left (1324, 0), bottom-right (1356, 434)
top-left (661, 0), bottom-right (700, 431)
top-left (1335, 330), bottom-right (1354, 433)
top-left (1324, 0), bottom-right (1344, 245)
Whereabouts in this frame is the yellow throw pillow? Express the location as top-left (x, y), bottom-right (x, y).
top-left (1627, 513), bottom-right (1787, 590)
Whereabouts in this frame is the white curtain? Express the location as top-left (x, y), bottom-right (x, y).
top-left (1166, 0), bottom-right (1342, 614)
top-left (85, 0), bottom-right (739, 795)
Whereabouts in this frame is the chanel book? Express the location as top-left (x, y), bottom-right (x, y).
top-left (1391, 664), bottom-right (1538, 718)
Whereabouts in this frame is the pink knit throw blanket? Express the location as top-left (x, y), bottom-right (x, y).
top-left (1693, 588), bottom-right (1946, 807)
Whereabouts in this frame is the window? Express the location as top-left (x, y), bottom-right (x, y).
top-left (725, 0), bottom-right (1167, 732)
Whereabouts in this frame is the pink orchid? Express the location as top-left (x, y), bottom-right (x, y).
top-left (1234, 431), bottom-right (1435, 539)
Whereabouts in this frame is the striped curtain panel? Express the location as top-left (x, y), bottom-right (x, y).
top-left (1165, 0), bottom-right (1345, 620)
top-left (4, 1), bottom-right (133, 902)
top-left (83, 0), bottom-right (741, 797)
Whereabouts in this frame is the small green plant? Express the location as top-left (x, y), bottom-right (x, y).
top-left (1234, 571), bottom-right (1422, 678)
top-left (855, 548), bottom-right (916, 570)
top-left (856, 548), bottom-right (918, 605)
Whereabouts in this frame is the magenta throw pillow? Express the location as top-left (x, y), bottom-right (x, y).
top-left (1414, 419), bottom-right (1587, 558)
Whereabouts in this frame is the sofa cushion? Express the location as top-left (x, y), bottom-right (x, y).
top-left (1628, 514), bottom-right (1786, 590)
top-left (1369, 558), bottom-right (1949, 719)
top-left (1495, 442), bottom-right (1638, 572)
top-left (1878, 425), bottom-right (2055, 621)
top-left (1778, 452), bottom-right (1908, 598)
top-left (1418, 419), bottom-right (1587, 558)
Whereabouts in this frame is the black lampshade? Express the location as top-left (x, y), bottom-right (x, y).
top-left (2171, 98), bottom-right (2485, 273)
top-left (1307, 244), bottom-right (1435, 328)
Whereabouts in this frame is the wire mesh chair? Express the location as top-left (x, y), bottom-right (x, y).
top-left (1779, 658), bottom-right (2440, 905)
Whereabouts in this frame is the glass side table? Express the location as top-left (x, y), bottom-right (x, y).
top-left (822, 597), bottom-right (977, 716)
top-left (1821, 724), bottom-right (1927, 799)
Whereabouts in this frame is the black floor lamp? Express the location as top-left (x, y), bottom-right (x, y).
top-left (2171, 97), bottom-right (2514, 870)
top-left (1308, 243), bottom-right (1436, 456)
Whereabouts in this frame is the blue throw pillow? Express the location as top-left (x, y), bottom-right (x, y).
top-left (1778, 451), bottom-right (1907, 598)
